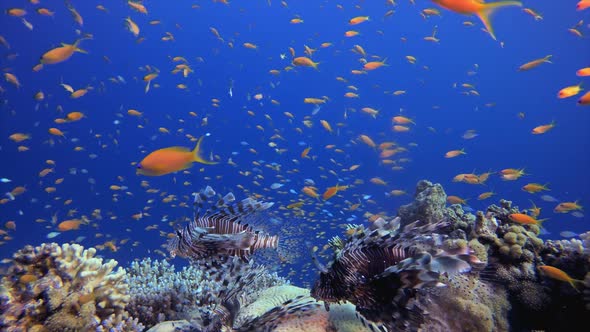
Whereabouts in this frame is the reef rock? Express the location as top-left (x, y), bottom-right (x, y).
top-left (398, 180), bottom-right (447, 224)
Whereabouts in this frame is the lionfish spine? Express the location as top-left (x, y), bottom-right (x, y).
top-left (252, 233), bottom-right (279, 251)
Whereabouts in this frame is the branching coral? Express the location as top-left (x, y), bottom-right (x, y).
top-left (125, 256), bottom-right (287, 329)
top-left (0, 243), bottom-right (142, 332)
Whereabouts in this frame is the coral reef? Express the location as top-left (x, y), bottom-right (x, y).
top-left (420, 274), bottom-right (510, 332)
top-left (125, 256), bottom-right (286, 329)
top-left (398, 180), bottom-right (447, 225)
top-left (0, 243), bottom-right (142, 332)
top-left (311, 213), bottom-right (484, 331)
top-left (237, 285), bottom-right (375, 332)
top-left (1, 180), bottom-right (588, 332)
top-left (398, 180), bottom-right (589, 331)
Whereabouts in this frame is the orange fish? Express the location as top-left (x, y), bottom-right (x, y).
top-left (538, 265), bottom-right (583, 292)
top-left (363, 59), bottom-right (387, 71)
top-left (66, 1), bottom-right (83, 26)
top-left (36, 8), bottom-right (55, 16)
top-left (6, 8), bottom-right (27, 17)
top-left (578, 91), bottom-right (590, 105)
top-left (128, 1), bottom-right (148, 14)
top-left (322, 184), bottom-right (348, 200)
top-left (4, 73), bottom-right (21, 88)
top-left (302, 186), bottom-right (320, 199)
top-left (127, 109), bottom-right (143, 116)
top-left (137, 136), bottom-right (216, 176)
top-left (447, 195), bottom-right (467, 205)
top-left (557, 83), bottom-right (583, 99)
top-left (431, 0), bottom-right (522, 40)
top-left (304, 97), bottom-right (326, 104)
top-left (66, 112), bottom-right (84, 121)
top-left (292, 56), bottom-right (319, 70)
top-left (9, 133), bottom-right (30, 142)
top-left (445, 149), bottom-right (466, 158)
top-left (518, 55), bottom-right (551, 71)
top-left (349, 16), bottom-right (370, 25)
top-left (522, 183), bottom-right (549, 193)
top-left (531, 121), bottom-right (555, 134)
top-left (553, 201), bottom-right (582, 213)
top-left (39, 39), bottom-right (87, 66)
top-left (508, 213), bottom-right (546, 225)
top-left (577, 67), bottom-right (590, 77)
top-left (577, 0), bottom-right (590, 11)
top-left (125, 17), bottom-right (140, 37)
top-left (392, 116), bottom-right (415, 124)
top-left (58, 219), bottom-right (83, 231)
top-left (359, 134), bottom-right (376, 148)
top-left (477, 191), bottom-right (495, 200)
top-left (370, 177), bottom-right (387, 186)
top-left (301, 147), bottom-right (311, 158)
top-left (500, 168), bottom-right (526, 181)
top-left (243, 42), bottom-right (258, 49)
top-left (48, 128), bottom-right (65, 137)
top-left (392, 125), bottom-right (410, 132)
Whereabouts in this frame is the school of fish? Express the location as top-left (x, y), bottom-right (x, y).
top-left (0, 0), bottom-right (588, 283)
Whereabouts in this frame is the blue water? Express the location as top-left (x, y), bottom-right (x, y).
top-left (0, 1), bottom-right (588, 284)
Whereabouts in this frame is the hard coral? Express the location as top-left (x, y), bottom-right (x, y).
top-left (398, 180), bottom-right (447, 225)
top-left (0, 243), bottom-right (142, 332)
top-left (236, 285), bottom-right (309, 326)
top-left (126, 257), bottom-right (286, 329)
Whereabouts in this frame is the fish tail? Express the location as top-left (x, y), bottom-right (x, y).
top-left (192, 136), bottom-right (217, 164)
top-left (544, 55), bottom-right (553, 63)
top-left (571, 279), bottom-right (584, 292)
top-left (72, 39), bottom-right (88, 54)
top-left (477, 1), bottom-right (522, 40)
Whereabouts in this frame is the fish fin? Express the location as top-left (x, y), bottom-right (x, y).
top-left (160, 146), bottom-right (190, 152)
top-left (477, 1), bottom-right (522, 40)
top-left (192, 136), bottom-right (217, 164)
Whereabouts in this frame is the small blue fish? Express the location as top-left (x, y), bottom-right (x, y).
top-left (541, 195), bottom-right (558, 202)
top-left (46, 232), bottom-right (61, 239)
top-left (0, 178), bottom-right (11, 183)
top-left (559, 231), bottom-right (578, 238)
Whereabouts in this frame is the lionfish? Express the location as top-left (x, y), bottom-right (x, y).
top-left (167, 186), bottom-right (280, 261)
top-left (310, 216), bottom-right (484, 331)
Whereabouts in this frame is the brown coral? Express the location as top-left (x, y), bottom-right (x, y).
top-left (420, 274), bottom-right (510, 332)
top-left (0, 243), bottom-right (142, 332)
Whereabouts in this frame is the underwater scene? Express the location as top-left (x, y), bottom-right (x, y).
top-left (1, 0), bottom-right (589, 331)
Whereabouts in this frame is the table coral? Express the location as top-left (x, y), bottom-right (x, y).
top-left (0, 242), bottom-right (142, 332)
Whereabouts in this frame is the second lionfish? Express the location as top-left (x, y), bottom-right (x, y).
top-left (167, 186), bottom-right (280, 261)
